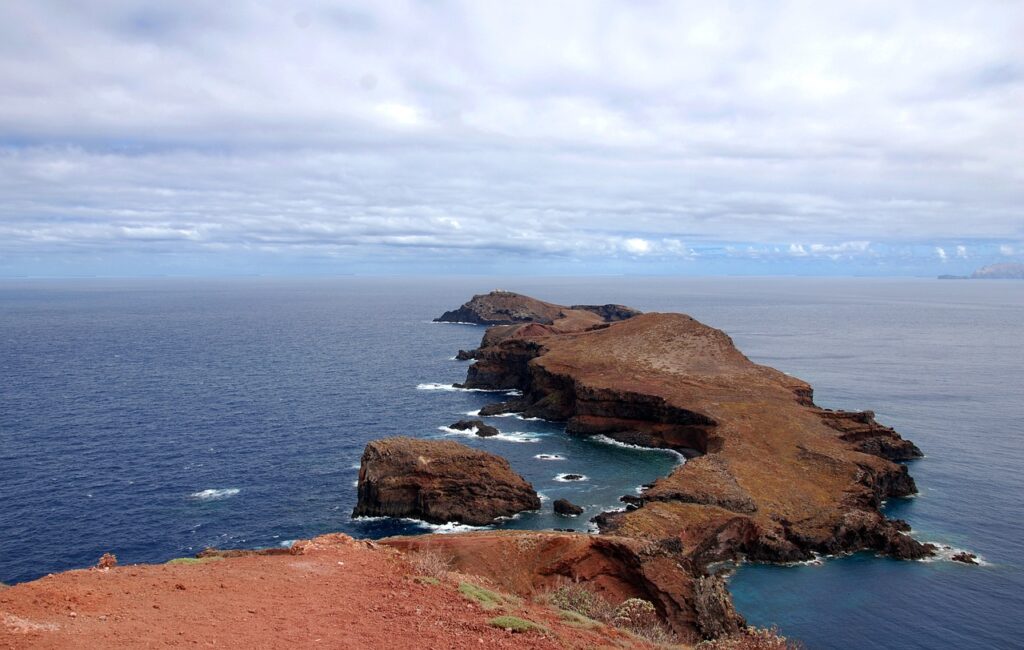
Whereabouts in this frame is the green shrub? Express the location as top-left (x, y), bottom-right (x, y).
top-left (558, 609), bottom-right (603, 630)
top-left (488, 615), bottom-right (543, 633)
top-left (165, 556), bottom-right (223, 565)
top-left (458, 582), bottom-right (516, 611)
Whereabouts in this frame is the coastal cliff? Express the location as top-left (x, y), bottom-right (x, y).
top-left (406, 292), bottom-right (932, 641)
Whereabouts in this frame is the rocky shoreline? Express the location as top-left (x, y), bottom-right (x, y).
top-left (381, 291), bottom-right (936, 642)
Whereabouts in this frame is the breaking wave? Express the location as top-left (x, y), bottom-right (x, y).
top-left (190, 488), bottom-right (240, 501)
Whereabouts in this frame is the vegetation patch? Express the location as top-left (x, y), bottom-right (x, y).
top-left (488, 615), bottom-right (544, 633)
top-left (412, 576), bottom-right (440, 586)
top-left (407, 550), bottom-right (452, 578)
top-left (459, 581), bottom-right (517, 611)
top-left (558, 609), bottom-right (603, 630)
top-left (612, 598), bottom-right (677, 645)
top-left (548, 582), bottom-right (612, 620)
top-left (165, 556), bottom-right (223, 565)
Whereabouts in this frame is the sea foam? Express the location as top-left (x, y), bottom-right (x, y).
top-left (190, 488), bottom-right (240, 500)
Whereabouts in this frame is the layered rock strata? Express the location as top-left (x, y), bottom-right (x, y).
top-left (352, 437), bottom-right (541, 526)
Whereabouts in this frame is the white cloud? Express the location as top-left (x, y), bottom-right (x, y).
top-left (936, 246), bottom-right (948, 261)
top-left (0, 1), bottom-right (1021, 273)
top-left (956, 245), bottom-right (968, 258)
top-left (623, 238), bottom-right (652, 255)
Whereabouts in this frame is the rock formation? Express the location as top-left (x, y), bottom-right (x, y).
top-left (553, 498), bottom-right (584, 516)
top-left (434, 290), bottom-right (641, 327)
top-left (352, 437), bottom-right (540, 526)
top-left (425, 294), bottom-right (934, 640)
top-left (448, 419), bottom-right (499, 437)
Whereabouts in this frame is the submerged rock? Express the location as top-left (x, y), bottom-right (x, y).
top-left (553, 498), bottom-right (584, 516)
top-left (352, 437), bottom-right (540, 526)
top-left (448, 419), bottom-right (499, 437)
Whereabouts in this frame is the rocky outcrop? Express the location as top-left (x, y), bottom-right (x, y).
top-left (383, 530), bottom-right (732, 644)
top-left (437, 295), bottom-right (933, 639)
top-left (352, 437), bottom-right (540, 526)
top-left (554, 498), bottom-right (584, 516)
top-left (570, 304), bottom-right (643, 322)
top-left (434, 290), bottom-right (642, 327)
top-left (448, 419), bottom-right (499, 437)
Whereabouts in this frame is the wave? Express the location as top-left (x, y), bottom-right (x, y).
top-left (190, 488), bottom-right (240, 500)
top-left (352, 515), bottom-right (490, 534)
top-left (417, 383), bottom-right (522, 396)
top-left (920, 543), bottom-right (988, 566)
top-left (426, 320), bottom-right (481, 326)
top-left (438, 426), bottom-right (541, 443)
top-left (554, 473), bottom-right (589, 482)
top-left (535, 453), bottom-right (565, 461)
top-left (591, 435), bottom-right (687, 461)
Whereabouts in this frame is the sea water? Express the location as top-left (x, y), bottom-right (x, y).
top-left (1, 276), bottom-right (1020, 649)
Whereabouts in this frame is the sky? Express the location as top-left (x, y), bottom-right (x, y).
top-left (0, 1), bottom-right (1021, 277)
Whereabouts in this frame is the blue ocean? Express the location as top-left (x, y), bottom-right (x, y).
top-left (1, 277), bottom-right (1020, 649)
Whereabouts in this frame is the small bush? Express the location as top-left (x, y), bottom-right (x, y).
top-left (407, 550), bottom-right (452, 578)
top-left (548, 581), bottom-right (612, 621)
top-left (612, 598), bottom-right (676, 644)
top-left (488, 615), bottom-right (544, 633)
top-left (459, 582), bottom-right (517, 611)
top-left (165, 556), bottom-right (223, 565)
top-left (697, 626), bottom-right (802, 649)
top-left (412, 576), bottom-right (440, 586)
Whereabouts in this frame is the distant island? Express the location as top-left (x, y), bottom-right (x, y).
top-left (939, 262), bottom-right (1024, 280)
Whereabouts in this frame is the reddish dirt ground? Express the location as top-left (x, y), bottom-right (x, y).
top-left (0, 534), bottom-right (651, 649)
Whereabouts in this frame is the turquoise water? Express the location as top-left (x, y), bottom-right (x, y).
top-left (1, 276), bottom-right (1020, 648)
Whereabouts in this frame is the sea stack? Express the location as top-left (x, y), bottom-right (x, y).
top-left (352, 437), bottom-right (540, 526)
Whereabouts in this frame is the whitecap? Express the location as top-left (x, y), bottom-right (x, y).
top-left (438, 426), bottom-right (540, 443)
top-left (415, 520), bottom-right (491, 534)
top-left (535, 453), bottom-right (565, 461)
top-left (190, 488), bottom-right (240, 500)
top-left (464, 409), bottom-right (481, 416)
top-left (921, 543), bottom-right (988, 566)
top-left (554, 473), bottom-right (588, 482)
top-left (417, 383), bottom-right (522, 396)
top-left (592, 435), bottom-right (687, 461)
top-left (352, 514), bottom-right (490, 533)
top-left (279, 539), bottom-right (297, 548)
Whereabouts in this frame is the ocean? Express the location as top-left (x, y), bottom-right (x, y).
top-left (1, 276), bottom-right (1020, 649)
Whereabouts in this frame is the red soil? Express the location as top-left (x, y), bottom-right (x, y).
top-left (0, 534), bottom-right (646, 649)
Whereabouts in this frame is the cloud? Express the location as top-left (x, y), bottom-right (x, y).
top-left (0, 1), bottom-right (1022, 275)
top-left (936, 247), bottom-right (948, 261)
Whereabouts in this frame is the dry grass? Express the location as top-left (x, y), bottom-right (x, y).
top-left (406, 550), bottom-right (452, 578)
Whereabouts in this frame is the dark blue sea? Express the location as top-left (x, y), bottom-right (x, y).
top-left (1, 277), bottom-right (1021, 649)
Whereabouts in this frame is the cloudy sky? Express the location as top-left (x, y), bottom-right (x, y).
top-left (1, 1), bottom-right (1021, 277)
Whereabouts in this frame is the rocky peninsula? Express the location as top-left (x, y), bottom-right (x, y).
top-left (390, 291), bottom-right (933, 641)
